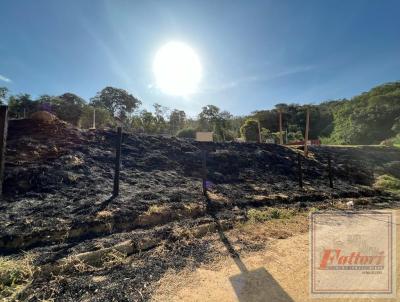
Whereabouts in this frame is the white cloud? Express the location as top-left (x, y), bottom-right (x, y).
top-left (0, 74), bottom-right (11, 83)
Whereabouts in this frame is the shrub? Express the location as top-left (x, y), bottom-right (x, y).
top-left (240, 118), bottom-right (260, 142)
top-left (374, 174), bottom-right (400, 194)
top-left (176, 128), bottom-right (196, 139)
top-left (223, 129), bottom-right (237, 141)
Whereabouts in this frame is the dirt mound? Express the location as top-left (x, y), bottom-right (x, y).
top-left (30, 110), bottom-right (59, 123)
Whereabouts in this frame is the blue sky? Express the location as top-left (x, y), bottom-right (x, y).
top-left (0, 0), bottom-right (399, 116)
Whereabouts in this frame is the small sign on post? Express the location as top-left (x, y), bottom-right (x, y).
top-left (113, 127), bottom-right (122, 197)
top-left (0, 106), bottom-right (8, 196)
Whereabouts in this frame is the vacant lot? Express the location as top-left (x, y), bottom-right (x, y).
top-left (1, 118), bottom-right (400, 301)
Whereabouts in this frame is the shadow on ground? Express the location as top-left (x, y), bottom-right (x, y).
top-left (206, 194), bottom-right (294, 302)
top-left (230, 267), bottom-right (294, 302)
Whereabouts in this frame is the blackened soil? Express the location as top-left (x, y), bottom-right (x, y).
top-left (1, 119), bottom-right (398, 253)
top-left (2, 118), bottom-right (400, 301)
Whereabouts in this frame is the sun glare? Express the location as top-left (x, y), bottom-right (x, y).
top-left (153, 41), bottom-right (202, 96)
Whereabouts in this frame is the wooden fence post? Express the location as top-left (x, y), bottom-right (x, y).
top-left (257, 120), bottom-right (261, 143)
top-left (92, 107), bottom-right (96, 129)
top-left (202, 150), bottom-right (207, 196)
top-left (279, 109), bottom-right (283, 145)
top-left (304, 107), bottom-right (310, 157)
top-left (328, 153), bottom-right (333, 188)
top-left (297, 152), bottom-right (303, 189)
top-left (113, 127), bottom-right (122, 197)
top-left (0, 106), bottom-right (8, 196)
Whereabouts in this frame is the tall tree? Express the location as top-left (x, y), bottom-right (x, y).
top-left (169, 109), bottom-right (186, 134)
top-left (91, 87), bottom-right (142, 120)
top-left (153, 103), bottom-right (169, 133)
top-left (54, 93), bottom-right (86, 126)
top-left (198, 105), bottom-right (220, 131)
top-left (139, 110), bottom-right (157, 133)
top-left (198, 105), bottom-right (233, 141)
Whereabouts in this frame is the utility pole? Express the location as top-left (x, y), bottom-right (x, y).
top-left (279, 109), bottom-right (283, 145)
top-left (304, 107), bottom-right (310, 157)
top-left (257, 120), bottom-right (262, 143)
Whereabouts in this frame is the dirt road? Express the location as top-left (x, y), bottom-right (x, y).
top-left (153, 210), bottom-right (400, 302)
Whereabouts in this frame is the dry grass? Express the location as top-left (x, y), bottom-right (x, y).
top-left (96, 210), bottom-right (114, 218)
top-left (0, 253), bottom-right (36, 301)
top-left (207, 192), bottom-right (229, 204)
top-left (101, 249), bottom-right (128, 268)
top-left (61, 255), bottom-right (96, 273)
top-left (247, 207), bottom-right (296, 223)
top-left (146, 204), bottom-right (170, 214)
top-left (374, 174), bottom-right (400, 195)
top-left (235, 212), bottom-right (308, 241)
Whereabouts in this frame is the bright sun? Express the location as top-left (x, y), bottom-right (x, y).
top-left (153, 41), bottom-right (202, 96)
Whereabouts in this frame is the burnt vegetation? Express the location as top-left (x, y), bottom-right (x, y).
top-left (1, 83), bottom-right (400, 301)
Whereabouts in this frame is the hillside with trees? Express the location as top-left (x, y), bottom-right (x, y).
top-left (0, 81), bottom-right (399, 145)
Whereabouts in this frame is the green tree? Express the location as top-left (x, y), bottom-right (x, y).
top-left (260, 128), bottom-right (273, 142)
top-left (240, 118), bottom-right (260, 142)
top-left (169, 109), bottom-right (186, 134)
top-left (53, 93), bottom-right (86, 126)
top-left (153, 103), bottom-right (169, 133)
top-left (139, 110), bottom-right (157, 133)
top-left (8, 94), bottom-right (36, 118)
top-left (326, 82), bottom-right (400, 144)
top-left (198, 105), bottom-right (233, 141)
top-left (91, 87), bottom-right (142, 120)
top-left (198, 105), bottom-right (220, 131)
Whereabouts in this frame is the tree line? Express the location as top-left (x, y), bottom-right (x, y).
top-left (0, 81), bottom-right (399, 145)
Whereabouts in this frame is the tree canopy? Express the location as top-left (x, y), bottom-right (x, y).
top-left (1, 81), bottom-right (399, 145)
top-left (90, 87), bottom-right (142, 120)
